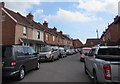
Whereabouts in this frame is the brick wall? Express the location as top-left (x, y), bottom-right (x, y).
top-left (15, 24), bottom-right (33, 44)
top-left (2, 10), bottom-right (16, 45)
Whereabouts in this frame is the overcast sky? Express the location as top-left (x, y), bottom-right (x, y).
top-left (2, 0), bottom-right (120, 44)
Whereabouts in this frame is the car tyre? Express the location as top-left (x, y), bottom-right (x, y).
top-left (35, 62), bottom-right (40, 70)
top-left (17, 67), bottom-right (25, 80)
top-left (51, 57), bottom-right (54, 62)
top-left (93, 71), bottom-right (98, 84)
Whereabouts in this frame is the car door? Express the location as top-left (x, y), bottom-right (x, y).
top-left (85, 49), bottom-right (96, 75)
top-left (23, 47), bottom-right (33, 70)
top-left (28, 47), bottom-right (38, 69)
top-left (14, 46), bottom-right (29, 71)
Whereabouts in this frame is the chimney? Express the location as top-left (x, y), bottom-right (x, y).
top-left (0, 2), bottom-right (5, 8)
top-left (114, 15), bottom-right (119, 21)
top-left (43, 21), bottom-right (48, 27)
top-left (53, 27), bottom-right (57, 31)
top-left (59, 31), bottom-right (63, 34)
top-left (26, 13), bottom-right (34, 21)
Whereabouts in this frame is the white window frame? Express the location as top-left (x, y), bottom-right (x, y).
top-left (37, 31), bottom-right (40, 39)
top-left (53, 35), bottom-right (55, 41)
top-left (46, 33), bottom-right (48, 41)
top-left (23, 26), bottom-right (27, 36)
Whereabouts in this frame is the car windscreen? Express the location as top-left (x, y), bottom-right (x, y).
top-left (82, 49), bottom-right (91, 54)
top-left (98, 48), bottom-right (120, 55)
top-left (2, 46), bottom-right (12, 58)
top-left (40, 47), bottom-right (51, 52)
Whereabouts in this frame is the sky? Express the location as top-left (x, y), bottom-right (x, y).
top-left (2, 0), bottom-right (120, 44)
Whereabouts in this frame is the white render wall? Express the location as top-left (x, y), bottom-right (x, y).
top-left (33, 29), bottom-right (44, 41)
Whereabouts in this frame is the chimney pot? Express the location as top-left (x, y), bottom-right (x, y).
top-left (26, 13), bottom-right (34, 21)
top-left (53, 27), bottom-right (57, 31)
top-left (114, 15), bottom-right (118, 21)
top-left (59, 31), bottom-right (63, 34)
top-left (43, 21), bottom-right (48, 27)
top-left (1, 2), bottom-right (5, 8)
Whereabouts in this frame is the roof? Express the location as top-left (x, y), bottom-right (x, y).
top-left (3, 8), bottom-right (45, 31)
top-left (2, 7), bottom-right (73, 41)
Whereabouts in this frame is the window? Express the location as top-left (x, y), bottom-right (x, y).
top-left (53, 36), bottom-right (55, 41)
top-left (46, 33), bottom-right (48, 41)
top-left (37, 31), bottom-right (40, 39)
top-left (98, 48), bottom-right (120, 55)
top-left (15, 47), bottom-right (24, 56)
top-left (2, 15), bottom-right (6, 22)
top-left (23, 26), bottom-right (27, 36)
top-left (89, 49), bottom-right (96, 56)
top-left (2, 46), bottom-right (12, 58)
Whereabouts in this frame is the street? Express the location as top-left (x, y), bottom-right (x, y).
top-left (3, 53), bottom-right (92, 83)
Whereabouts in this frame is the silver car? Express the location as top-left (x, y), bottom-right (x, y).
top-left (39, 47), bottom-right (59, 62)
top-left (84, 46), bottom-right (120, 83)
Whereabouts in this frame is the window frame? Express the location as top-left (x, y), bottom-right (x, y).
top-left (37, 31), bottom-right (40, 39)
top-left (23, 26), bottom-right (27, 36)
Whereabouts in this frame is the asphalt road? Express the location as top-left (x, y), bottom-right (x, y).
top-left (3, 53), bottom-right (93, 83)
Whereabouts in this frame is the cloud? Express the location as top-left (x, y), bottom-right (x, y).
top-left (44, 8), bottom-right (102, 22)
top-left (77, 0), bottom-right (119, 14)
top-left (34, 9), bottom-right (44, 15)
top-left (4, 1), bottom-right (41, 15)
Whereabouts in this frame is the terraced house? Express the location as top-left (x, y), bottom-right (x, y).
top-left (1, 2), bottom-right (73, 51)
top-left (100, 16), bottom-right (120, 46)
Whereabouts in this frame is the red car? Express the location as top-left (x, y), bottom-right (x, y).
top-left (80, 48), bottom-right (91, 62)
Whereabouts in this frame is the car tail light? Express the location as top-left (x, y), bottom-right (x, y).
top-left (81, 54), bottom-right (85, 57)
top-left (103, 65), bottom-right (111, 80)
top-left (11, 61), bottom-right (16, 67)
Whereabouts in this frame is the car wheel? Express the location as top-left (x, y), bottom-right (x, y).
top-left (35, 62), bottom-right (40, 70)
top-left (93, 71), bottom-right (98, 84)
top-left (17, 67), bottom-right (25, 80)
top-left (84, 63), bottom-right (88, 75)
top-left (51, 57), bottom-right (54, 62)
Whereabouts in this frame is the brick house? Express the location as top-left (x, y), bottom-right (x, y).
top-left (43, 21), bottom-right (73, 48)
top-left (1, 2), bottom-right (45, 51)
top-left (85, 38), bottom-right (101, 47)
top-left (1, 2), bottom-right (74, 50)
top-left (100, 16), bottom-right (120, 45)
top-left (73, 39), bottom-right (83, 48)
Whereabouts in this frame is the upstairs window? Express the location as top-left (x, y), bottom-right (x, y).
top-left (23, 26), bottom-right (27, 36)
top-left (53, 36), bottom-right (55, 41)
top-left (2, 15), bottom-right (6, 22)
top-left (37, 31), bottom-right (40, 39)
top-left (46, 33), bottom-right (48, 41)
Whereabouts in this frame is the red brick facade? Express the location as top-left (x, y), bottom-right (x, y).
top-left (1, 2), bottom-right (75, 50)
top-left (73, 39), bottom-right (83, 48)
top-left (100, 16), bottom-right (120, 45)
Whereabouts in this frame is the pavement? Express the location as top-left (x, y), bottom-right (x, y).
top-left (2, 53), bottom-right (93, 83)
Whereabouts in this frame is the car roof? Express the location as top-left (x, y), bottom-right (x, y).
top-left (93, 46), bottom-right (119, 49)
top-left (82, 48), bottom-right (91, 50)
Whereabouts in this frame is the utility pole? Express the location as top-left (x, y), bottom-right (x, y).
top-left (96, 29), bottom-right (99, 39)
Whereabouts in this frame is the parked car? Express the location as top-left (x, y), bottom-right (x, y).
top-left (39, 46), bottom-right (59, 62)
top-left (2, 45), bottom-right (40, 80)
top-left (80, 48), bottom-right (91, 62)
top-left (66, 49), bottom-right (72, 55)
top-left (59, 47), bottom-right (66, 58)
top-left (84, 46), bottom-right (120, 83)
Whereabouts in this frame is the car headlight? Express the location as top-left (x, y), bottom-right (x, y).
top-left (46, 54), bottom-right (51, 58)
